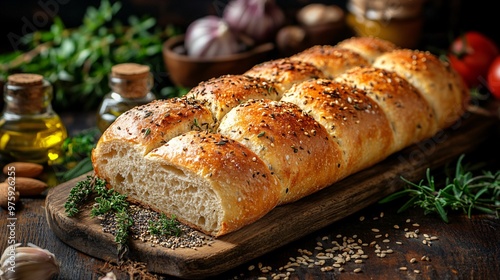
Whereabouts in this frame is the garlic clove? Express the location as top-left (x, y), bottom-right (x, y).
top-left (99, 272), bottom-right (117, 280)
top-left (0, 243), bottom-right (59, 280)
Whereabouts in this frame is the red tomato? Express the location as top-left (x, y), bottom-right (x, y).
top-left (487, 56), bottom-right (500, 99)
top-left (448, 31), bottom-right (499, 88)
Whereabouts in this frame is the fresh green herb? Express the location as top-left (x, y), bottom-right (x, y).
top-left (192, 118), bottom-right (202, 131)
top-left (90, 187), bottom-right (129, 217)
top-left (0, 0), bottom-right (178, 110)
top-left (380, 155), bottom-right (500, 222)
top-left (60, 128), bottom-right (99, 163)
top-left (143, 128), bottom-right (151, 137)
top-left (160, 86), bottom-right (190, 99)
top-left (148, 214), bottom-right (182, 237)
top-left (65, 175), bottom-right (133, 256)
top-left (257, 131), bottom-right (266, 137)
top-left (55, 128), bottom-right (100, 182)
top-left (115, 210), bottom-right (134, 255)
top-left (64, 175), bottom-right (106, 216)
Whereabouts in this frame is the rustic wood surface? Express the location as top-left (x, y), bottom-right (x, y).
top-left (1, 110), bottom-right (499, 280)
top-left (40, 111), bottom-right (499, 279)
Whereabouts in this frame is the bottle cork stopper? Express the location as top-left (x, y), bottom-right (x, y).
top-left (110, 63), bottom-right (152, 98)
top-left (5, 73), bottom-right (48, 114)
top-left (111, 63), bottom-right (150, 80)
top-left (8, 73), bottom-right (44, 86)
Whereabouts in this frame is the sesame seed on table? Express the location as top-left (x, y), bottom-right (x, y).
top-left (1, 110), bottom-right (499, 280)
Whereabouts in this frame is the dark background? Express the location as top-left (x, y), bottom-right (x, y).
top-left (0, 0), bottom-right (498, 54)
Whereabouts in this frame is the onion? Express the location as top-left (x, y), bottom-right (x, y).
top-left (185, 16), bottom-right (241, 58)
top-left (223, 0), bottom-right (285, 43)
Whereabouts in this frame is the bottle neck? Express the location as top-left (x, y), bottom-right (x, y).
top-left (109, 73), bottom-right (153, 99)
top-left (3, 79), bottom-right (53, 115)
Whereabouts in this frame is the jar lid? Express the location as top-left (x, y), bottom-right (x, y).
top-left (348, 0), bottom-right (425, 20)
top-left (109, 63), bottom-right (153, 99)
top-left (5, 73), bottom-right (50, 114)
top-left (8, 73), bottom-right (44, 86)
top-left (111, 63), bottom-right (150, 80)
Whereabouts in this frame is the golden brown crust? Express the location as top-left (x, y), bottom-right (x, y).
top-left (218, 99), bottom-right (343, 204)
top-left (92, 36), bottom-right (470, 237)
top-left (186, 74), bottom-right (280, 123)
top-left (148, 131), bottom-right (281, 236)
top-left (372, 49), bottom-right (469, 128)
top-left (95, 98), bottom-right (215, 156)
top-left (335, 66), bottom-right (439, 150)
top-left (282, 79), bottom-right (395, 173)
top-left (244, 58), bottom-right (326, 96)
top-left (336, 36), bottom-right (398, 63)
top-left (289, 45), bottom-right (370, 78)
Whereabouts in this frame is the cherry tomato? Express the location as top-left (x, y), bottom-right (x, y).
top-left (447, 31), bottom-right (499, 88)
top-left (487, 56), bottom-right (500, 99)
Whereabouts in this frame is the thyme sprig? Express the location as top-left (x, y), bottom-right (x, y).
top-left (64, 175), bottom-right (104, 217)
top-left (149, 214), bottom-right (182, 237)
top-left (380, 155), bottom-right (500, 222)
top-left (65, 176), bottom-right (132, 255)
top-left (90, 182), bottom-right (129, 217)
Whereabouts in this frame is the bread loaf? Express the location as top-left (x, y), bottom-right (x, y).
top-left (92, 36), bottom-right (469, 237)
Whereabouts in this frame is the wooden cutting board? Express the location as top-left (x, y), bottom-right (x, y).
top-left (45, 112), bottom-right (498, 279)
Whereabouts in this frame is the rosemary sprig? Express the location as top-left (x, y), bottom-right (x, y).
top-left (380, 155), bottom-right (500, 222)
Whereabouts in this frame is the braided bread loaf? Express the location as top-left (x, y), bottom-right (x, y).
top-left (92, 37), bottom-right (469, 237)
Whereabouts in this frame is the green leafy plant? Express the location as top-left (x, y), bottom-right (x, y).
top-left (380, 155), bottom-right (500, 222)
top-left (55, 128), bottom-right (99, 182)
top-left (0, 0), bottom-right (178, 111)
top-left (149, 214), bottom-right (182, 237)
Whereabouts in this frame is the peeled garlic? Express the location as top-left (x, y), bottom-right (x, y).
top-left (0, 243), bottom-right (59, 280)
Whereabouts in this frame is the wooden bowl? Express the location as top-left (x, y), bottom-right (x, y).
top-left (162, 35), bottom-right (275, 88)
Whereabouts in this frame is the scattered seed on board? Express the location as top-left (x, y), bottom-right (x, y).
top-left (354, 268), bottom-right (362, 273)
top-left (400, 267), bottom-right (408, 271)
top-left (410, 258), bottom-right (417, 263)
top-left (359, 216), bottom-right (365, 221)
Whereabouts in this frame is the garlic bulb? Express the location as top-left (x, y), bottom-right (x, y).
top-left (223, 0), bottom-right (285, 43)
top-left (297, 4), bottom-right (345, 27)
top-left (185, 16), bottom-right (241, 59)
top-left (0, 243), bottom-right (59, 280)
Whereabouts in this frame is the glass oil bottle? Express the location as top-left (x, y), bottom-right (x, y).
top-left (0, 73), bottom-right (67, 164)
top-left (96, 63), bottom-right (156, 132)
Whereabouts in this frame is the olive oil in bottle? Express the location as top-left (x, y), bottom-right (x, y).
top-left (0, 73), bottom-right (67, 164)
top-left (96, 63), bottom-right (156, 132)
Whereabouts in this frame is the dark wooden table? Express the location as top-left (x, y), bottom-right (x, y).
top-left (1, 110), bottom-right (499, 280)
